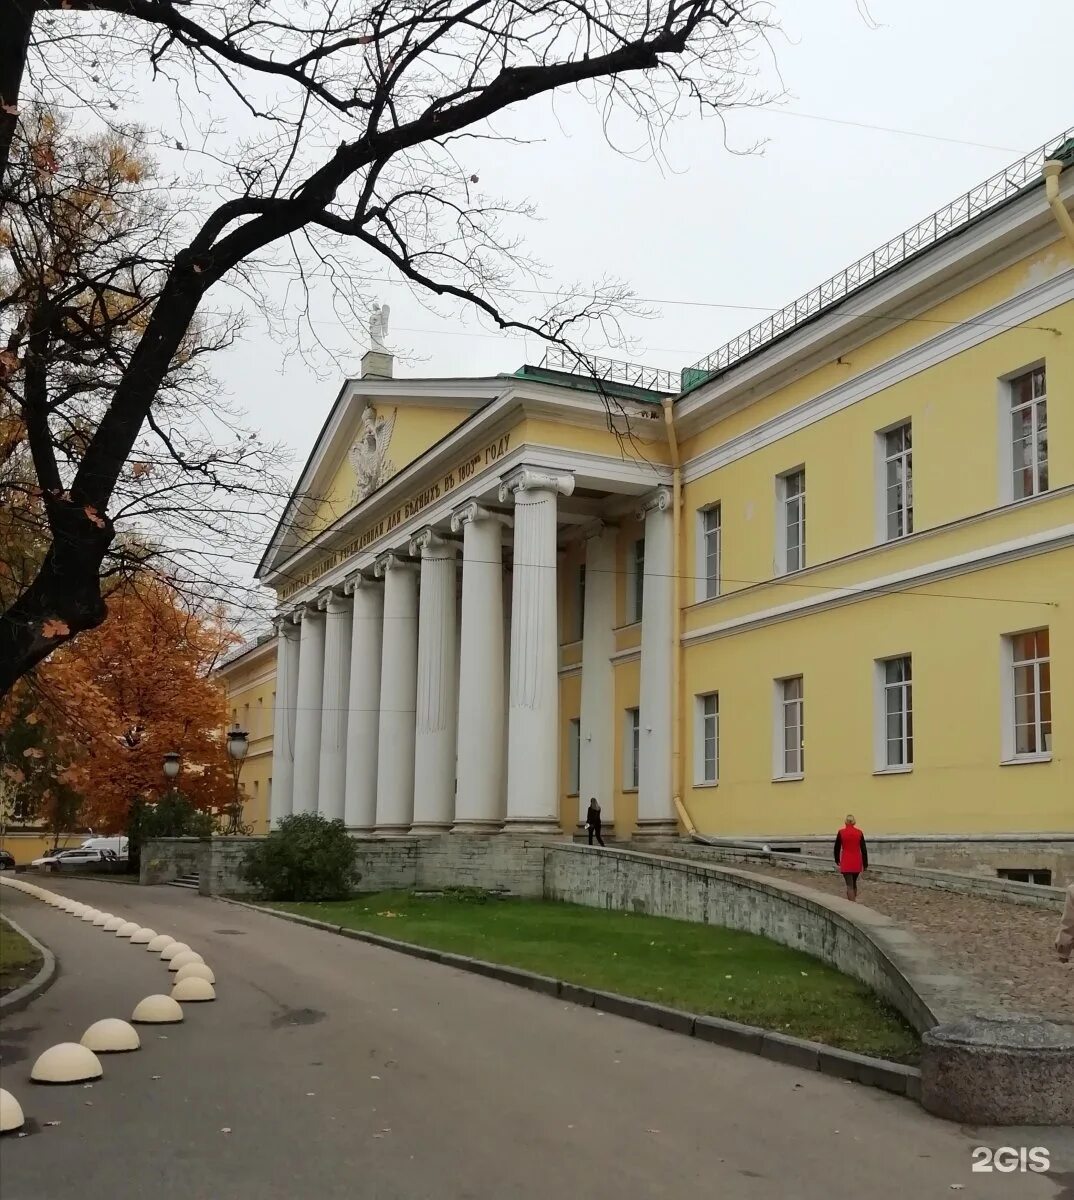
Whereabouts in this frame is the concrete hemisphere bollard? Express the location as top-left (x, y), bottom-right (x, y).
top-left (81, 1019), bottom-right (141, 1053)
top-left (0, 1088), bottom-right (26, 1133)
top-left (160, 942), bottom-right (190, 962)
top-left (103, 916), bottom-right (126, 932)
top-left (921, 1013), bottom-right (1074, 1126)
top-left (30, 1043), bottom-right (104, 1084)
top-left (81, 909), bottom-right (100, 922)
top-left (168, 950), bottom-right (204, 973)
top-left (175, 962), bottom-right (215, 985)
top-left (147, 934), bottom-right (175, 954)
top-left (93, 912), bottom-right (113, 927)
top-left (116, 921), bottom-right (141, 938)
top-left (129, 927), bottom-right (156, 945)
top-left (131, 994), bottom-right (184, 1025)
top-left (171, 977), bottom-right (216, 1003)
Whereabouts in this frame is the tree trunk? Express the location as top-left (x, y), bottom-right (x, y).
top-left (0, 0), bottom-right (35, 183)
top-left (0, 501), bottom-right (113, 694)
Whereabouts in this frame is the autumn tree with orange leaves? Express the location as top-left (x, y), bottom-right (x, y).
top-left (2, 575), bottom-right (238, 836)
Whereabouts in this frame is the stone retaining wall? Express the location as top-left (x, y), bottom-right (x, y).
top-left (140, 837), bottom-right (208, 885)
top-left (677, 836), bottom-right (1074, 889)
top-left (542, 844), bottom-right (994, 1033)
top-left (655, 842), bottom-right (1067, 910)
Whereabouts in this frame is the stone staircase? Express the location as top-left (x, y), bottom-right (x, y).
top-left (168, 872), bottom-right (200, 891)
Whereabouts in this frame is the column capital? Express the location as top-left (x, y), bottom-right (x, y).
top-left (450, 499), bottom-right (513, 533)
top-left (291, 602), bottom-right (321, 623)
top-left (498, 466), bottom-right (575, 504)
top-left (342, 570), bottom-right (379, 596)
top-left (318, 587), bottom-right (352, 615)
top-left (374, 549), bottom-right (418, 578)
top-left (409, 526), bottom-right (459, 558)
top-left (635, 485), bottom-right (672, 520)
top-left (273, 614), bottom-right (301, 639)
top-left (579, 517), bottom-right (618, 542)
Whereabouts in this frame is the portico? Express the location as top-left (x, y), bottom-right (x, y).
top-left (262, 360), bottom-right (676, 837)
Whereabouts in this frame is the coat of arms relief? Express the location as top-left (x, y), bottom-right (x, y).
top-left (349, 400), bottom-right (397, 502)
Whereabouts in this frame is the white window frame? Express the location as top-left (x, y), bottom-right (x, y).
top-left (1001, 628), bottom-right (1052, 763)
top-left (875, 420), bottom-right (913, 542)
top-left (775, 468), bottom-right (806, 575)
top-left (998, 363), bottom-right (1048, 503)
top-left (772, 676), bottom-right (804, 780)
top-left (626, 537), bottom-right (645, 624)
top-left (874, 655), bottom-right (913, 773)
top-left (567, 717), bottom-right (581, 796)
top-left (624, 707), bottom-right (640, 790)
top-left (694, 692), bottom-right (719, 785)
top-left (696, 504), bottom-right (722, 601)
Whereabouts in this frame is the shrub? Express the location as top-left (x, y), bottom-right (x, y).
top-left (242, 813), bottom-right (359, 901)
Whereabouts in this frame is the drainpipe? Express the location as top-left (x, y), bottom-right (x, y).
top-left (661, 396), bottom-right (696, 837)
top-left (1043, 159), bottom-right (1074, 249)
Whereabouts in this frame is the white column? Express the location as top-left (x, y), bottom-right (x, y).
top-left (316, 590), bottom-right (352, 822)
top-left (636, 485), bottom-right (676, 836)
top-left (451, 501), bottom-right (508, 830)
top-left (374, 551), bottom-right (419, 834)
top-left (291, 601), bottom-right (327, 815)
top-left (409, 527), bottom-right (459, 833)
top-left (342, 572), bottom-right (383, 832)
top-left (269, 616), bottom-right (300, 827)
top-left (578, 521), bottom-right (616, 827)
top-left (499, 467), bottom-right (575, 832)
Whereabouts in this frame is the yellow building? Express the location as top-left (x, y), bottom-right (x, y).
top-left (218, 634), bottom-right (276, 835)
top-left (220, 130), bottom-right (1074, 879)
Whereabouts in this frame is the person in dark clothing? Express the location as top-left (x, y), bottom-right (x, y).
top-left (586, 798), bottom-right (605, 847)
top-left (834, 814), bottom-right (868, 901)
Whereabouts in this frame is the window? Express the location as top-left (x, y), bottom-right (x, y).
top-left (1010, 366), bottom-right (1047, 499)
top-left (779, 470), bottom-right (806, 573)
top-left (628, 537), bottom-right (645, 623)
top-left (695, 693), bottom-right (719, 784)
top-left (997, 868), bottom-right (1052, 886)
top-left (878, 655), bottom-right (913, 769)
top-left (699, 505), bottom-right (722, 600)
top-left (625, 707), bottom-right (640, 789)
top-left (567, 718), bottom-right (581, 795)
top-left (1006, 629), bottom-right (1051, 758)
top-left (776, 676), bottom-right (804, 777)
top-left (882, 423), bottom-right (913, 540)
top-left (576, 563), bottom-right (586, 640)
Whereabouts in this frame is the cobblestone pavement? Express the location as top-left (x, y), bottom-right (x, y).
top-left (740, 866), bottom-right (1073, 1022)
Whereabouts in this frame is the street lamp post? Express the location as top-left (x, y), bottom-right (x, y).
top-left (162, 752), bottom-right (181, 787)
top-left (223, 724), bottom-right (249, 835)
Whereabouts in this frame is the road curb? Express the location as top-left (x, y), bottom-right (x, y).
top-left (217, 895), bottom-right (921, 1099)
top-left (0, 913), bottom-right (58, 1015)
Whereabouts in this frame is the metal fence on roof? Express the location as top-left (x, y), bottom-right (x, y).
top-left (539, 346), bottom-right (678, 394)
top-left (682, 125), bottom-right (1074, 388)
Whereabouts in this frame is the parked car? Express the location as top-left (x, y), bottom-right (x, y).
top-left (80, 836), bottom-right (128, 859)
top-left (32, 847), bottom-right (114, 873)
top-left (0, 849), bottom-right (15, 871)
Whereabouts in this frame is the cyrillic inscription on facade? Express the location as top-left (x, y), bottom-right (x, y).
top-left (279, 431), bottom-right (512, 599)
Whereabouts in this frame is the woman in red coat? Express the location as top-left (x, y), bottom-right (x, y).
top-left (834, 814), bottom-right (868, 901)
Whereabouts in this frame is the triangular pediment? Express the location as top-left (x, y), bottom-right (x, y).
top-left (259, 376), bottom-right (505, 577)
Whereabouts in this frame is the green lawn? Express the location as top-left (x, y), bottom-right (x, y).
top-left (0, 916), bottom-right (42, 996)
top-left (270, 890), bottom-right (920, 1062)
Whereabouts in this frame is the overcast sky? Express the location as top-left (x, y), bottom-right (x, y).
top-left (202, 0), bottom-right (1070, 551)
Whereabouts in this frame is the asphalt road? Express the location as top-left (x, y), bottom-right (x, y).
top-left (2, 877), bottom-right (1072, 1200)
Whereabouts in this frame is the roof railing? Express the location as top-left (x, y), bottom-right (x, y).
top-left (539, 347), bottom-right (677, 394)
top-left (682, 126), bottom-right (1074, 389)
